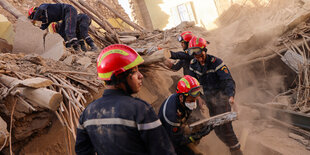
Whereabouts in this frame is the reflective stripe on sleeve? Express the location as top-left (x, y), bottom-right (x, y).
top-left (189, 67), bottom-right (202, 76)
top-left (215, 62), bottom-right (224, 71)
top-left (137, 119), bottom-right (162, 130)
top-left (163, 95), bottom-right (181, 127)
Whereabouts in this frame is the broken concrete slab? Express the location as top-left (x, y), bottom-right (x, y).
top-left (41, 33), bottom-right (65, 61)
top-left (13, 19), bottom-right (45, 55)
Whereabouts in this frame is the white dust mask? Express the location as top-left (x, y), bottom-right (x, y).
top-left (185, 101), bottom-right (197, 110)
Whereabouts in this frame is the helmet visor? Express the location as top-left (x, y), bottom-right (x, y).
top-left (186, 86), bottom-right (202, 97)
top-left (187, 48), bottom-right (203, 56)
top-left (177, 35), bottom-right (183, 42)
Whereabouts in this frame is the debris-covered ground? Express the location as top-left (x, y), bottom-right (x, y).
top-left (0, 0), bottom-right (310, 154)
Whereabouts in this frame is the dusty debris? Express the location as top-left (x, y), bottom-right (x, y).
top-left (288, 133), bottom-right (309, 146)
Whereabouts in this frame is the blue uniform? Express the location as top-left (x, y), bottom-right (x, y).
top-left (57, 13), bottom-right (95, 46)
top-left (170, 51), bottom-right (193, 75)
top-left (189, 54), bottom-right (240, 150)
top-left (32, 3), bottom-right (77, 41)
top-left (75, 89), bottom-right (176, 155)
top-left (158, 94), bottom-right (196, 155)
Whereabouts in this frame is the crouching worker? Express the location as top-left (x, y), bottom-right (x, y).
top-left (75, 44), bottom-right (176, 155)
top-left (28, 3), bottom-right (79, 50)
top-left (52, 13), bottom-right (98, 52)
top-left (158, 75), bottom-right (213, 155)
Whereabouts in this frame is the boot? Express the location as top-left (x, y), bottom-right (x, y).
top-left (90, 43), bottom-right (98, 51)
top-left (86, 37), bottom-right (98, 51)
top-left (71, 40), bottom-right (79, 51)
top-left (79, 40), bottom-right (87, 52)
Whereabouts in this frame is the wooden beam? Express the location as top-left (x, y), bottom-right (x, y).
top-left (0, 0), bottom-right (27, 21)
top-left (97, 0), bottom-right (145, 32)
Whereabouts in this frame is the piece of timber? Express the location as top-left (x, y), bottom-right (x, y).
top-left (189, 112), bottom-right (238, 128)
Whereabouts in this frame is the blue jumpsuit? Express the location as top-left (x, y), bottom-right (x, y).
top-left (189, 54), bottom-right (240, 150)
top-left (75, 89), bottom-right (176, 155)
top-left (57, 13), bottom-right (95, 48)
top-left (32, 3), bottom-right (77, 42)
top-left (158, 94), bottom-right (196, 155)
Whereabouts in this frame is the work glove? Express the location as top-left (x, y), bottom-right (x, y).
top-left (188, 125), bottom-right (213, 143)
top-left (198, 125), bottom-right (213, 137)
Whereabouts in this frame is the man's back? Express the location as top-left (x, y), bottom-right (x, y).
top-left (76, 89), bottom-right (176, 155)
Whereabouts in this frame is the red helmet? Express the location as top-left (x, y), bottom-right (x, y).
top-left (97, 44), bottom-right (144, 80)
top-left (187, 36), bottom-right (208, 56)
top-left (176, 75), bottom-right (201, 97)
top-left (28, 7), bottom-right (37, 19)
top-left (189, 36), bottom-right (207, 49)
top-left (178, 31), bottom-right (193, 42)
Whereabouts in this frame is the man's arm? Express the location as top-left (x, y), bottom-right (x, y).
top-left (75, 115), bottom-right (95, 155)
top-left (170, 60), bottom-right (185, 71)
top-left (216, 63), bottom-right (235, 97)
top-left (137, 103), bottom-right (176, 155)
top-left (170, 51), bottom-right (192, 60)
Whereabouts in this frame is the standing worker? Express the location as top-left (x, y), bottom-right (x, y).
top-left (28, 3), bottom-right (79, 50)
top-left (52, 13), bottom-right (98, 52)
top-left (75, 44), bottom-right (176, 155)
top-left (188, 36), bottom-right (243, 155)
top-left (158, 75), bottom-right (213, 155)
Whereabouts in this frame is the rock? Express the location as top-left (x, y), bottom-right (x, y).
top-left (63, 55), bottom-right (76, 66)
top-left (77, 56), bottom-right (92, 68)
top-left (13, 19), bottom-right (45, 55)
top-left (41, 33), bottom-right (65, 61)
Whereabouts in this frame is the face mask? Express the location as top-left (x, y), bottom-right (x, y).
top-left (185, 101), bottom-right (197, 110)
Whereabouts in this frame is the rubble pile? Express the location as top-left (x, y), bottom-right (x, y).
top-left (0, 52), bottom-right (103, 154)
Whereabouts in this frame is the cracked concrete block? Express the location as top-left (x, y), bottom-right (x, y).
top-left (41, 33), bottom-right (65, 61)
top-left (13, 19), bottom-right (44, 55)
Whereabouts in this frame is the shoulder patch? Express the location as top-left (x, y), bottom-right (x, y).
top-left (221, 66), bottom-right (228, 73)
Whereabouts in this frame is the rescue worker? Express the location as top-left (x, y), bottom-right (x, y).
top-left (52, 13), bottom-right (98, 52)
top-left (164, 31), bottom-right (194, 75)
top-left (28, 3), bottom-right (79, 50)
top-left (75, 44), bottom-right (176, 155)
top-left (158, 75), bottom-right (213, 155)
top-left (187, 36), bottom-right (243, 155)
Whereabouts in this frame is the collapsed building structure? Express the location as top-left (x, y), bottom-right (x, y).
top-left (0, 0), bottom-right (309, 154)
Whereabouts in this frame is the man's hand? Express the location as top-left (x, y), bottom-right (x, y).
top-left (164, 49), bottom-right (171, 59)
top-left (163, 59), bottom-right (173, 68)
top-left (229, 96), bottom-right (239, 115)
